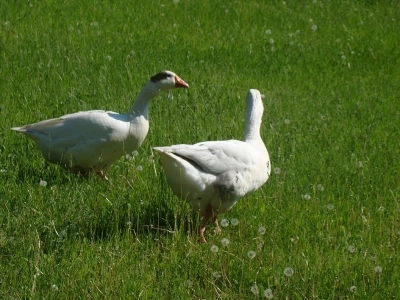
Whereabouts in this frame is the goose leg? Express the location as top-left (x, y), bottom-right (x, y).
top-left (198, 205), bottom-right (213, 243)
top-left (213, 215), bottom-right (221, 234)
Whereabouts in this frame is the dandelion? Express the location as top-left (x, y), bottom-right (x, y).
top-left (316, 184), bottom-right (324, 191)
top-left (51, 284), bottom-right (59, 291)
top-left (90, 21), bottom-right (99, 27)
top-left (311, 25), bottom-right (317, 31)
top-left (221, 238), bottom-right (230, 246)
top-left (220, 219), bottom-right (229, 227)
top-left (173, 0), bottom-right (180, 3)
top-left (231, 218), bottom-right (239, 226)
top-left (284, 267), bottom-right (294, 277)
top-left (374, 266), bottom-right (382, 273)
top-left (148, 155), bottom-right (154, 162)
top-left (271, 47), bottom-right (275, 52)
top-left (349, 285), bottom-right (357, 293)
top-left (258, 226), bottom-right (266, 235)
top-left (320, 115), bottom-right (326, 120)
top-left (348, 245), bottom-right (356, 253)
top-left (250, 283), bottom-right (259, 296)
top-left (39, 179), bottom-right (47, 187)
top-left (377, 206), bottom-right (385, 212)
top-left (185, 280), bottom-right (193, 288)
top-left (136, 165), bottom-right (143, 171)
top-left (0, 169), bottom-right (6, 173)
top-left (68, 26), bottom-right (74, 32)
top-left (302, 194), bottom-right (311, 200)
top-left (356, 161), bottom-right (363, 168)
top-left (264, 288), bottom-right (273, 299)
top-left (265, 29), bottom-right (271, 35)
top-left (309, 18), bottom-right (313, 23)
top-left (213, 271), bottom-right (222, 279)
top-left (125, 154), bottom-right (134, 161)
top-left (269, 38), bottom-right (274, 44)
top-left (247, 250), bottom-right (256, 259)
top-left (105, 55), bottom-right (112, 61)
top-left (284, 118), bottom-right (291, 124)
top-left (273, 167), bottom-right (281, 175)
top-left (296, 30), bottom-right (300, 34)
top-left (327, 204), bottom-right (335, 211)
top-left (211, 244), bottom-right (219, 253)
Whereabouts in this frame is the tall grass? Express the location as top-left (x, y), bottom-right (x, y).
top-left (1, 0), bottom-right (399, 298)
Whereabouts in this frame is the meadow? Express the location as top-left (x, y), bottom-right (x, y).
top-left (1, 0), bottom-right (399, 298)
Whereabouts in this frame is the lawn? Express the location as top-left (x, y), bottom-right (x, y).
top-left (1, 0), bottom-right (399, 298)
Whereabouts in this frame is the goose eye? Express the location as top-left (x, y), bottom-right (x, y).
top-left (150, 72), bottom-right (172, 83)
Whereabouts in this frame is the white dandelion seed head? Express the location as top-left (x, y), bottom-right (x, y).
top-left (296, 29), bottom-right (301, 34)
top-left (284, 267), bottom-right (294, 277)
top-left (348, 245), bottom-right (356, 253)
top-left (265, 29), bottom-right (271, 35)
top-left (131, 150), bottom-right (139, 156)
top-left (327, 204), bottom-right (335, 211)
top-left (39, 179), bottom-right (47, 187)
top-left (341, 55), bottom-right (346, 60)
top-left (271, 47), bottom-right (276, 52)
top-left (136, 165), bottom-right (143, 171)
top-left (302, 194), bottom-right (311, 200)
top-left (185, 280), bottom-right (193, 288)
top-left (221, 238), bottom-right (230, 246)
top-left (105, 55), bottom-right (112, 61)
top-left (321, 115), bottom-right (326, 120)
top-left (349, 285), bottom-right (357, 293)
top-left (173, 0), bottom-right (180, 3)
top-left (211, 244), bottom-right (219, 253)
top-left (68, 26), bottom-right (74, 32)
top-left (250, 283), bottom-right (259, 295)
top-left (231, 218), bottom-right (239, 226)
top-left (284, 118), bottom-right (291, 124)
top-left (374, 266), bottom-right (382, 273)
top-left (247, 250), bottom-right (256, 259)
top-left (51, 284), bottom-right (59, 291)
top-left (269, 38), bottom-right (274, 44)
top-left (258, 226), bottom-right (266, 235)
top-left (220, 219), bottom-right (229, 227)
top-left (213, 271), bottom-right (222, 279)
top-left (125, 154), bottom-right (134, 161)
top-left (311, 25), bottom-right (317, 31)
top-left (316, 184), bottom-right (324, 191)
top-left (273, 167), bottom-right (281, 175)
top-left (264, 288), bottom-right (273, 299)
top-left (309, 18), bottom-right (313, 23)
top-left (357, 161), bottom-right (363, 168)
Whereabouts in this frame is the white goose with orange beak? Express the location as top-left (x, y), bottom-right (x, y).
top-left (12, 71), bottom-right (189, 180)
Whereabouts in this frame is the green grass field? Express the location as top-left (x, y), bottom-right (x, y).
top-left (1, 0), bottom-right (399, 298)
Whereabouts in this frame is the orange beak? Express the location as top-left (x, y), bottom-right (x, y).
top-left (174, 75), bottom-right (189, 88)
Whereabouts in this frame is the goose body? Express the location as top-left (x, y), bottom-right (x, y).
top-left (154, 89), bottom-right (270, 242)
top-left (12, 71), bottom-right (189, 179)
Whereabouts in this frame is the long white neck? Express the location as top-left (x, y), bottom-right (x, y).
top-left (128, 82), bottom-right (160, 120)
top-left (243, 95), bottom-right (264, 143)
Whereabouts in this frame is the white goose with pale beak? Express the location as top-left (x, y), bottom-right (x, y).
top-left (154, 89), bottom-right (270, 243)
top-left (12, 71), bottom-right (189, 180)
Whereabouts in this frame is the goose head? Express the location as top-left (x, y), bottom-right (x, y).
top-left (150, 70), bottom-right (189, 90)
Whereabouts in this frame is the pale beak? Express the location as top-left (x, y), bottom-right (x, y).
top-left (174, 75), bottom-right (189, 88)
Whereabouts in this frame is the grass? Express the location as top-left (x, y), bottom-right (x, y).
top-left (1, 0), bottom-right (399, 298)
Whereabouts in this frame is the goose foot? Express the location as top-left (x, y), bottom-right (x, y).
top-left (96, 170), bottom-right (109, 181)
